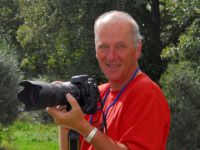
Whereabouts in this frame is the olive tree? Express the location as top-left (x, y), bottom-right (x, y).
top-left (0, 40), bottom-right (22, 126)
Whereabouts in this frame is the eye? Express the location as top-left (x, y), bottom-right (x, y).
top-left (97, 44), bottom-right (109, 53)
top-left (98, 44), bottom-right (109, 49)
top-left (115, 43), bottom-right (127, 50)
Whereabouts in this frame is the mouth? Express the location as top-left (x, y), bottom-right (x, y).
top-left (106, 63), bottom-right (121, 72)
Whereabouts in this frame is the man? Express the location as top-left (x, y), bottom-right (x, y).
top-left (47, 10), bottom-right (170, 150)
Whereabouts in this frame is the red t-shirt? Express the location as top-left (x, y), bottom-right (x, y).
top-left (80, 73), bottom-right (170, 150)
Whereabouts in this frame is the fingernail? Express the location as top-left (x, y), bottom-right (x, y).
top-left (66, 93), bottom-right (72, 98)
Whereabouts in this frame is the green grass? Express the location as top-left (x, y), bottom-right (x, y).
top-left (0, 121), bottom-right (59, 150)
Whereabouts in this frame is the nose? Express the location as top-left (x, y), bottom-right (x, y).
top-left (106, 48), bottom-right (117, 60)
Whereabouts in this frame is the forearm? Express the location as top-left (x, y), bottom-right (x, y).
top-left (90, 129), bottom-right (128, 150)
top-left (59, 127), bottom-right (69, 150)
top-left (78, 121), bottom-right (128, 150)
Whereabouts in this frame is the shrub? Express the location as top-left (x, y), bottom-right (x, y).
top-left (160, 62), bottom-right (200, 149)
top-left (160, 20), bottom-right (200, 149)
top-left (0, 40), bottom-right (22, 126)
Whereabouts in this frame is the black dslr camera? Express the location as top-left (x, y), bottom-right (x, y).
top-left (17, 75), bottom-right (99, 114)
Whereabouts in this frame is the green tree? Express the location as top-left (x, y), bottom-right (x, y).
top-left (160, 0), bottom-right (199, 48)
top-left (160, 2), bottom-right (199, 147)
top-left (0, 39), bottom-right (22, 146)
top-left (160, 18), bottom-right (200, 149)
top-left (0, 40), bottom-right (22, 126)
top-left (0, 0), bottom-right (23, 56)
top-left (16, 0), bottom-right (91, 79)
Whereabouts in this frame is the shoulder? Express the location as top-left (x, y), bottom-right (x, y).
top-left (124, 73), bottom-right (170, 122)
top-left (125, 73), bottom-right (169, 109)
top-left (130, 73), bottom-right (162, 94)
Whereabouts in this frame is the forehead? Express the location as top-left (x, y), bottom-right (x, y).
top-left (95, 21), bottom-right (132, 42)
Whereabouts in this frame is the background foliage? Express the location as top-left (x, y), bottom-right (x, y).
top-left (160, 19), bottom-right (200, 149)
top-left (0, 0), bottom-right (199, 149)
top-left (0, 40), bottom-right (22, 126)
top-left (0, 39), bottom-right (22, 148)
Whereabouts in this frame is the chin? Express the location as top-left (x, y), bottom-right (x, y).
top-left (106, 74), bottom-right (121, 82)
top-left (103, 68), bottom-right (122, 80)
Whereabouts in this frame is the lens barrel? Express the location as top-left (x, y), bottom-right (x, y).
top-left (17, 75), bottom-right (99, 114)
top-left (17, 80), bottom-right (80, 111)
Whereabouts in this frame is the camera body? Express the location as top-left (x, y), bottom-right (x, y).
top-left (17, 75), bottom-right (99, 114)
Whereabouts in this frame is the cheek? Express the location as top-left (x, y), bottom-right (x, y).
top-left (121, 52), bottom-right (136, 66)
top-left (96, 52), bottom-right (105, 62)
top-left (128, 49), bottom-right (138, 59)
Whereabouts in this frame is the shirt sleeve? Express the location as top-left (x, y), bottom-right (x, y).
top-left (119, 89), bottom-right (170, 150)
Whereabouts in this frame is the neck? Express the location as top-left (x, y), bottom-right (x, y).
top-left (109, 67), bottom-right (141, 91)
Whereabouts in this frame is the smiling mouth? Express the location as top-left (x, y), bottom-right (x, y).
top-left (106, 63), bottom-right (121, 71)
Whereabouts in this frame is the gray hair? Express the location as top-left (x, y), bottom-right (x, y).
top-left (94, 10), bottom-right (143, 48)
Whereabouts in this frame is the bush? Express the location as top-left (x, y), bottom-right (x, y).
top-left (0, 40), bottom-right (22, 126)
top-left (160, 20), bottom-right (200, 149)
top-left (160, 62), bottom-right (200, 149)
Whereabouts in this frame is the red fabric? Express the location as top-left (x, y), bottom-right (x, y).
top-left (80, 73), bottom-right (170, 150)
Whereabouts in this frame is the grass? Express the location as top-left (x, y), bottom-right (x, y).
top-left (0, 120), bottom-right (59, 150)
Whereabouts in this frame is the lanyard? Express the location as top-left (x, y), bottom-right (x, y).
top-left (89, 67), bottom-right (140, 130)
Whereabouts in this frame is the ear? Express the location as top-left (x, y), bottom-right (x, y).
top-left (135, 40), bottom-right (142, 59)
top-left (95, 51), bottom-right (98, 59)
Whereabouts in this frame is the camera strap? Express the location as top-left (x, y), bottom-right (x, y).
top-left (90, 67), bottom-right (140, 133)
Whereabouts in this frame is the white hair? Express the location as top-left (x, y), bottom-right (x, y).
top-left (94, 10), bottom-right (143, 48)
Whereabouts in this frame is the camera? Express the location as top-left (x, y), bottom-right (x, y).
top-left (17, 75), bottom-right (99, 114)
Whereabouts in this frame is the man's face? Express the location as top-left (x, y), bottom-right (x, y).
top-left (95, 21), bottom-right (140, 85)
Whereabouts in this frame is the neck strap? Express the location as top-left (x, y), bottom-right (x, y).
top-left (103, 67), bottom-right (140, 118)
top-left (90, 67), bottom-right (140, 132)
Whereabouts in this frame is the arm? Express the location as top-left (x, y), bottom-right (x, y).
top-left (83, 126), bottom-right (128, 150)
top-left (47, 93), bottom-right (129, 150)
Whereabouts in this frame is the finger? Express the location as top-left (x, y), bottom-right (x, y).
top-left (46, 107), bottom-right (61, 118)
top-left (46, 107), bottom-right (55, 116)
top-left (56, 105), bottom-right (67, 112)
top-left (66, 93), bottom-right (79, 109)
